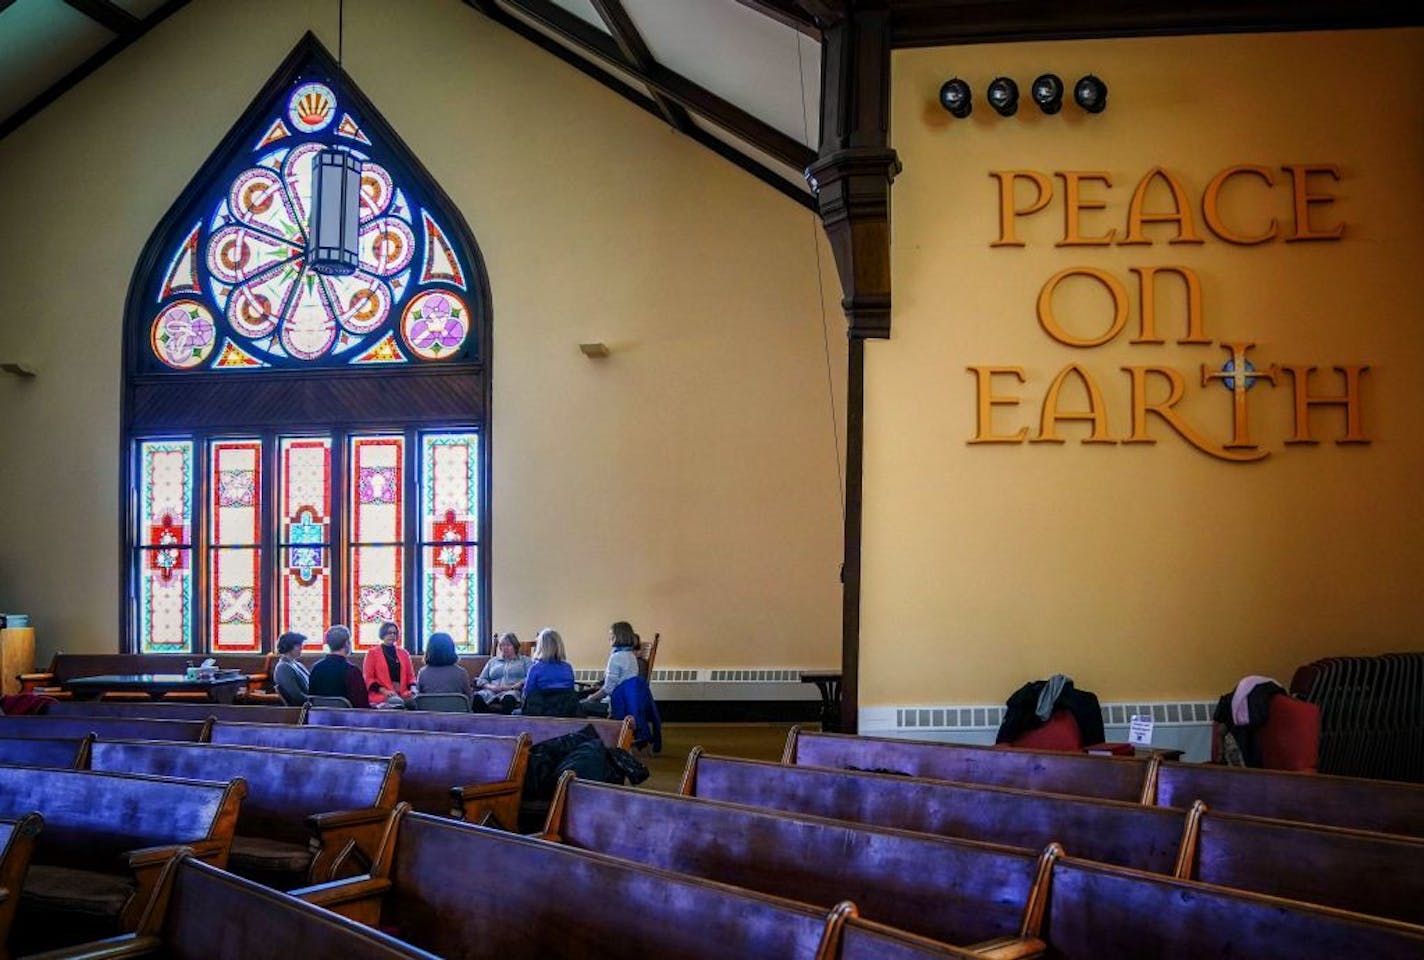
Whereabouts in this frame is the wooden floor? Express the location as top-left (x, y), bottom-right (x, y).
top-left (642, 722), bottom-right (800, 792)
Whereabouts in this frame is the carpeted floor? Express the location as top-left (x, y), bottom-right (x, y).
top-left (640, 722), bottom-right (802, 793)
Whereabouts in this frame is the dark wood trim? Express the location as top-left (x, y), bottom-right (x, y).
top-left (730, 0), bottom-right (822, 36)
top-left (497, 0), bottom-right (817, 172)
top-left (589, 0), bottom-right (694, 134)
top-left (887, 0), bottom-right (1423, 48)
top-left (61, 0), bottom-right (140, 36)
top-left (463, 1), bottom-right (813, 210)
top-left (0, 0), bottom-right (192, 141)
top-left (840, 337), bottom-right (865, 734)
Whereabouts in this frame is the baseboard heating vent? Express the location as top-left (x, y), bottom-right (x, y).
top-left (891, 700), bottom-right (1217, 733)
top-left (707, 669), bottom-right (803, 683)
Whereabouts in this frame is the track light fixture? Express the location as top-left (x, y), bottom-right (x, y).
top-left (1032, 73), bottom-right (1064, 115)
top-left (938, 77), bottom-right (972, 118)
top-left (986, 76), bottom-right (1019, 117)
top-left (1074, 74), bottom-right (1108, 114)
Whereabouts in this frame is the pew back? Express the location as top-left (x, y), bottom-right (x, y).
top-left (1038, 856), bottom-right (1424, 959)
top-left (1188, 811), bottom-right (1424, 925)
top-left (0, 735), bottom-right (90, 769)
top-left (685, 752), bottom-right (1186, 874)
top-left (1156, 762), bottom-right (1424, 836)
top-left (786, 729), bottom-right (1154, 802)
top-left (88, 741), bottom-right (400, 846)
top-left (44, 701), bottom-right (303, 724)
top-left (546, 777), bottom-right (1042, 948)
top-left (0, 715), bottom-right (210, 743)
top-left (837, 916), bottom-right (992, 960)
top-left (209, 721), bottom-right (527, 822)
top-left (306, 706), bottom-right (634, 749)
top-left (0, 766), bottom-right (243, 867)
top-left (0, 812), bottom-right (44, 949)
top-left (384, 812), bottom-right (837, 960)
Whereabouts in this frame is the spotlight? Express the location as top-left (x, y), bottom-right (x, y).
top-left (1031, 73), bottom-right (1064, 115)
top-left (1073, 74), bottom-right (1108, 114)
top-left (986, 76), bottom-right (1019, 117)
top-left (938, 78), bottom-right (972, 118)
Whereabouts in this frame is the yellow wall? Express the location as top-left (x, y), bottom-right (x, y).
top-left (867, 29), bottom-right (1424, 708)
top-left (0, 0), bottom-right (845, 670)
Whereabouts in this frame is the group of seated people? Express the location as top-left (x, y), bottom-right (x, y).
top-left (271, 618), bottom-right (644, 717)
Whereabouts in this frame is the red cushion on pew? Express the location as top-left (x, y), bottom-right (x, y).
top-left (1009, 709), bottom-right (1084, 752)
top-left (1258, 695), bottom-right (1320, 772)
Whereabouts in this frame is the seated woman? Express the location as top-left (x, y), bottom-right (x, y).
top-left (363, 620), bottom-right (415, 706)
top-left (475, 632), bottom-right (531, 714)
top-left (521, 628), bottom-right (578, 717)
top-left (272, 632), bottom-right (310, 706)
top-left (579, 620), bottom-right (641, 718)
top-left (413, 632), bottom-right (471, 703)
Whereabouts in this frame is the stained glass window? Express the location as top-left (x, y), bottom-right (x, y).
top-left (349, 435), bottom-right (405, 650)
top-left (279, 437), bottom-right (332, 641)
top-left (136, 441), bottom-right (194, 653)
top-left (209, 440), bottom-right (263, 651)
top-left (419, 433), bottom-right (480, 652)
top-left (142, 73), bottom-right (478, 372)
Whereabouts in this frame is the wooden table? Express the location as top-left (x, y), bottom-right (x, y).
top-left (799, 670), bottom-right (842, 732)
top-left (63, 673), bottom-right (250, 703)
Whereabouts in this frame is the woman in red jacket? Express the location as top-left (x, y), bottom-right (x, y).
top-left (363, 620), bottom-right (415, 704)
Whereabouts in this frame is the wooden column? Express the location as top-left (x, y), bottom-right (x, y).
top-left (806, 1), bottom-right (899, 733)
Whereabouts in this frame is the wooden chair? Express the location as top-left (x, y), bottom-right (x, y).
top-left (306, 695), bottom-right (354, 709)
top-left (637, 631), bottom-right (660, 681)
top-left (85, 740), bottom-right (402, 889)
top-left (32, 854), bottom-right (439, 960)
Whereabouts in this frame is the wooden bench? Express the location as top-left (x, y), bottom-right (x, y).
top-left (18, 653), bottom-right (269, 701)
top-left (1031, 852), bottom-right (1424, 958)
top-left (0, 813), bottom-right (43, 954)
top-left (542, 775), bottom-right (1050, 954)
top-left (44, 700), bottom-right (304, 724)
top-left (292, 807), bottom-right (844, 960)
top-left (34, 854), bottom-right (440, 960)
top-left (837, 911), bottom-right (1008, 960)
top-left (0, 715), bottom-right (211, 743)
top-left (86, 740), bottom-right (402, 889)
top-left (0, 734), bottom-right (91, 769)
top-left (0, 766), bottom-right (244, 951)
top-left (683, 751), bottom-right (1188, 874)
top-left (1178, 808), bottom-right (1424, 925)
top-left (785, 728), bottom-right (1157, 803)
top-left (1155, 761), bottom-right (1424, 836)
top-left (305, 706), bottom-right (635, 749)
top-left (209, 721), bottom-right (529, 827)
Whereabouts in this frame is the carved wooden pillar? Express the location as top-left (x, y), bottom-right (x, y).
top-left (805, 1), bottom-right (899, 734)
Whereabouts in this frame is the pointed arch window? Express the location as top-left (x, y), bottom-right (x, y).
top-left (124, 36), bottom-right (491, 656)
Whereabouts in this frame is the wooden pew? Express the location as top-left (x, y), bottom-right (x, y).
top-left (0, 734), bottom-right (91, 769)
top-left (837, 911), bottom-right (1009, 960)
top-left (0, 813), bottom-right (43, 955)
top-left (292, 807), bottom-right (844, 960)
top-left (0, 766), bottom-right (244, 951)
top-left (1030, 852), bottom-right (1424, 959)
top-left (209, 721), bottom-right (529, 827)
top-left (784, 728), bottom-right (1157, 803)
top-left (1155, 761), bottom-right (1424, 836)
top-left (86, 740), bottom-right (402, 889)
top-left (34, 854), bottom-right (440, 960)
top-left (1179, 808), bottom-right (1424, 925)
top-left (305, 706), bottom-right (635, 749)
top-left (542, 775), bottom-right (1049, 955)
top-left (0, 715), bottom-right (210, 743)
top-left (43, 700), bottom-right (304, 724)
top-left (683, 751), bottom-right (1187, 874)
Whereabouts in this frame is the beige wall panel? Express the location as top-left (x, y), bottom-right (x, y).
top-left (0, 0), bottom-right (846, 671)
top-left (869, 29), bottom-right (1424, 706)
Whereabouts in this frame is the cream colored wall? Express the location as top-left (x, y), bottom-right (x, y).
top-left (867, 29), bottom-right (1424, 708)
top-left (0, 0), bottom-right (846, 670)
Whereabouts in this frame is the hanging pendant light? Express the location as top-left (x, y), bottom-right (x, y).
top-left (307, 0), bottom-right (360, 277)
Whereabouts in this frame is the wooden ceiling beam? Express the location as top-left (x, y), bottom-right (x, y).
top-left (730, 0), bottom-right (822, 36)
top-left (589, 0), bottom-right (694, 134)
top-left (500, 0), bottom-right (816, 172)
top-left (0, 0), bottom-right (191, 141)
top-left (61, 0), bottom-right (141, 37)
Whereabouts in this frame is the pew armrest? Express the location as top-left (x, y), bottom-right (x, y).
top-left (290, 875), bottom-right (392, 925)
top-left (17, 671), bottom-right (56, 693)
top-left (127, 839), bottom-right (226, 870)
top-left (967, 937), bottom-right (1047, 960)
top-left (21, 934), bottom-right (163, 959)
top-left (451, 779), bottom-right (521, 828)
top-left (306, 807), bottom-right (394, 882)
